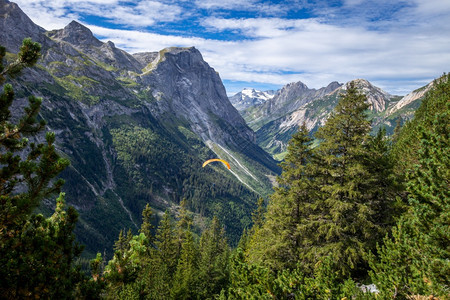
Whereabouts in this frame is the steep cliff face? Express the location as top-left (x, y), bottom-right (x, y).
top-left (2, 0), bottom-right (279, 255)
top-left (139, 47), bottom-right (256, 150)
top-left (47, 21), bottom-right (143, 73)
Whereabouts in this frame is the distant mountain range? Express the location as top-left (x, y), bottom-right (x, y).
top-left (229, 88), bottom-right (276, 111)
top-left (230, 78), bottom-right (432, 158)
top-left (1, 0), bottom-right (280, 255)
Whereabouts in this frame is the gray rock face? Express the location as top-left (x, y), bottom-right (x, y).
top-left (387, 82), bottom-right (432, 115)
top-left (140, 47), bottom-right (255, 147)
top-left (48, 21), bottom-right (143, 73)
top-left (0, 0), bottom-right (47, 52)
top-left (344, 79), bottom-right (393, 112)
top-left (269, 81), bottom-right (343, 116)
top-left (48, 20), bottom-right (103, 48)
top-left (132, 52), bottom-right (159, 66)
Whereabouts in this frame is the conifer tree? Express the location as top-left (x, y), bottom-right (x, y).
top-left (139, 203), bottom-right (154, 246)
top-left (251, 197), bottom-right (266, 230)
top-left (153, 211), bottom-right (178, 281)
top-left (114, 229), bottom-right (128, 253)
top-left (172, 227), bottom-right (199, 299)
top-left (301, 81), bottom-right (393, 278)
top-left (370, 75), bottom-right (449, 298)
top-left (0, 39), bottom-right (81, 298)
top-left (227, 248), bottom-right (274, 299)
top-left (247, 124), bottom-right (316, 272)
top-left (198, 216), bottom-right (231, 298)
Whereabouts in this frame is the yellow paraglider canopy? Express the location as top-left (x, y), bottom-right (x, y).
top-left (202, 158), bottom-right (231, 170)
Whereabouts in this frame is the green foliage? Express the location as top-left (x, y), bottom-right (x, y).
top-left (247, 124), bottom-right (317, 272)
top-left (227, 248), bottom-right (275, 299)
top-left (248, 83), bottom-right (398, 280)
top-left (303, 82), bottom-right (396, 278)
top-left (0, 39), bottom-right (85, 299)
top-left (139, 203), bottom-right (154, 245)
top-left (109, 124), bottom-right (258, 246)
top-left (94, 206), bottom-right (232, 299)
top-left (197, 216), bottom-right (231, 298)
top-left (172, 229), bottom-right (199, 299)
top-left (392, 73), bottom-right (450, 175)
top-left (370, 75), bottom-right (449, 298)
top-left (0, 38), bottom-right (41, 84)
top-left (54, 75), bottom-right (101, 105)
top-left (228, 250), bottom-right (368, 300)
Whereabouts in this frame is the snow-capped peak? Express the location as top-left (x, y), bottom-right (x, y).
top-left (229, 88), bottom-right (276, 111)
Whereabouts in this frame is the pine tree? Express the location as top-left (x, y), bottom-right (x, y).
top-left (370, 76), bottom-right (449, 298)
top-left (197, 216), bottom-right (231, 298)
top-left (104, 232), bottom-right (150, 298)
top-left (227, 248), bottom-right (274, 299)
top-left (247, 124), bottom-right (317, 272)
top-left (251, 197), bottom-right (266, 230)
top-left (0, 39), bottom-right (81, 298)
top-left (154, 211), bottom-right (178, 279)
top-left (114, 229), bottom-right (127, 253)
top-left (302, 81), bottom-right (395, 278)
top-left (172, 227), bottom-right (199, 299)
top-left (391, 73), bottom-right (450, 175)
top-left (308, 82), bottom-right (372, 277)
top-left (139, 203), bottom-right (154, 246)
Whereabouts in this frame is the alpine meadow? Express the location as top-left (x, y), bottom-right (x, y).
top-left (0, 0), bottom-right (449, 299)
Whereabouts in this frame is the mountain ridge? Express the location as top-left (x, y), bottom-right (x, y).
top-left (236, 78), bottom-right (429, 158)
top-left (1, 0), bottom-right (279, 255)
top-left (242, 80), bottom-right (343, 131)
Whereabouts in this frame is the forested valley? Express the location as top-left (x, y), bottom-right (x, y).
top-left (1, 40), bottom-right (448, 299)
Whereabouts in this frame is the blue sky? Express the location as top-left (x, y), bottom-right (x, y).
top-left (14, 0), bottom-right (450, 96)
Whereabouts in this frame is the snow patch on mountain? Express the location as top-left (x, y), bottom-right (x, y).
top-left (229, 88), bottom-right (276, 111)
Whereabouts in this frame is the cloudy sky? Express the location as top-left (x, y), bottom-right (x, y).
top-left (13, 0), bottom-right (450, 95)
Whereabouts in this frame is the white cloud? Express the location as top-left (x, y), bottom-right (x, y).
top-left (75, 1), bottom-right (183, 27)
top-left (88, 17), bottom-right (449, 95)
top-left (12, 0), bottom-right (450, 95)
top-left (193, 0), bottom-right (289, 16)
top-left (202, 17), bottom-right (302, 38)
top-left (194, 0), bottom-right (257, 10)
top-left (14, 0), bottom-right (184, 29)
top-left (13, 0), bottom-right (80, 29)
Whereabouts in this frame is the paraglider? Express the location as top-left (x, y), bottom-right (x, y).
top-left (202, 158), bottom-right (231, 170)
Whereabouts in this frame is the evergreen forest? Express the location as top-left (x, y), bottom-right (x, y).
top-left (1, 40), bottom-right (448, 299)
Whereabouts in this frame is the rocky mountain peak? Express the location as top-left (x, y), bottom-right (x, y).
top-left (132, 51), bottom-right (159, 67)
top-left (49, 20), bottom-right (103, 48)
top-left (161, 47), bottom-right (205, 69)
top-left (275, 81), bottom-right (308, 98)
top-left (229, 88), bottom-right (275, 111)
top-left (344, 79), bottom-right (392, 112)
top-left (324, 81), bottom-right (342, 94)
top-left (140, 45), bottom-right (255, 149)
top-left (46, 20), bottom-right (143, 72)
top-left (388, 81), bottom-right (433, 115)
top-left (0, 0), bottom-right (46, 51)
